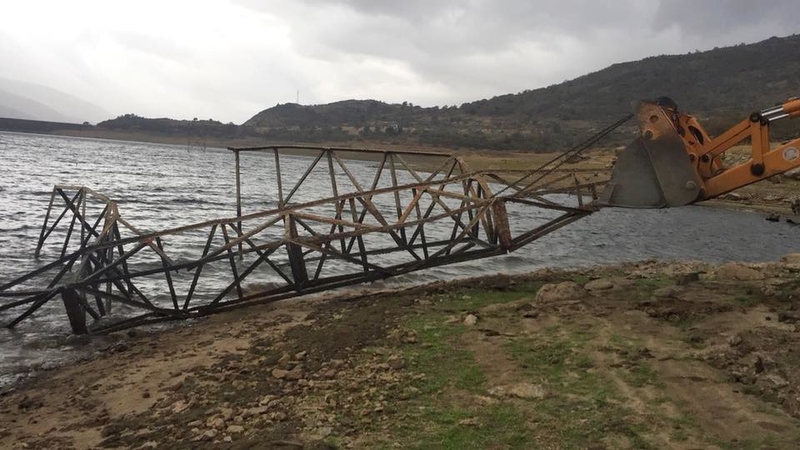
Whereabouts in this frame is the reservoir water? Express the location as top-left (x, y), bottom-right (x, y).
top-left (1, 131), bottom-right (798, 385)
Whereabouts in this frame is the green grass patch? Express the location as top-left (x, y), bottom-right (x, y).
top-left (633, 276), bottom-right (674, 290)
top-left (606, 334), bottom-right (664, 387)
top-left (403, 317), bottom-right (487, 395)
top-left (571, 274), bottom-right (590, 285)
top-left (430, 280), bottom-right (546, 312)
top-left (506, 329), bottom-right (606, 397)
top-left (669, 415), bottom-right (695, 442)
top-left (395, 281), bottom-right (550, 399)
top-left (366, 297), bottom-right (535, 448)
top-left (625, 363), bottom-right (662, 388)
top-left (732, 294), bottom-right (759, 306)
top-left (416, 405), bottom-right (529, 450)
top-left (608, 332), bottom-right (637, 349)
top-left (372, 403), bottom-right (531, 450)
top-left (717, 435), bottom-right (786, 450)
top-left (503, 326), bottom-right (658, 448)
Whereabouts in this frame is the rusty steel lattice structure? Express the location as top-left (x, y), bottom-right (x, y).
top-left (0, 145), bottom-right (601, 333)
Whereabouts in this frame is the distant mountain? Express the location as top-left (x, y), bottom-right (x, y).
top-left (0, 88), bottom-right (71, 122)
top-left (458, 34), bottom-right (800, 126)
top-left (244, 34), bottom-right (800, 150)
top-left (244, 100), bottom-right (419, 128)
top-left (0, 77), bottom-right (110, 124)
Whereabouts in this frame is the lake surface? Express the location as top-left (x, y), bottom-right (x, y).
top-left (1, 131), bottom-right (799, 385)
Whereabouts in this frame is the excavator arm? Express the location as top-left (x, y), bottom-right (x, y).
top-left (599, 97), bottom-right (800, 208)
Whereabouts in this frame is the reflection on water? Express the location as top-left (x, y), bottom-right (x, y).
top-left (1, 131), bottom-right (799, 385)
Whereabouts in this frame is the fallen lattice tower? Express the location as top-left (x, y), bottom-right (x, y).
top-left (0, 145), bottom-right (602, 333)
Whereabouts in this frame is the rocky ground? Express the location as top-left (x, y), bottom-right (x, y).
top-left (4, 257), bottom-right (800, 449)
top-left (705, 172), bottom-right (800, 216)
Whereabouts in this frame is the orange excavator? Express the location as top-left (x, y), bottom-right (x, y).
top-left (599, 97), bottom-right (800, 208)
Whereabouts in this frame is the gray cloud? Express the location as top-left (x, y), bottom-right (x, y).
top-left (653, 0), bottom-right (800, 36)
top-left (235, 0), bottom-right (672, 103)
top-left (0, 0), bottom-right (797, 123)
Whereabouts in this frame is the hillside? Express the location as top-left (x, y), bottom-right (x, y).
top-left (245, 34), bottom-right (800, 150)
top-left (460, 35), bottom-right (800, 133)
top-left (0, 89), bottom-right (69, 122)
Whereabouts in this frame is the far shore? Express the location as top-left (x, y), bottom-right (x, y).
top-left (3, 127), bottom-right (799, 217)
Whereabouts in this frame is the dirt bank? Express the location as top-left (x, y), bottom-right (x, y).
top-left (4, 257), bottom-right (800, 449)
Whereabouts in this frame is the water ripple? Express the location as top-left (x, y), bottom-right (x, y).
top-left (1, 131), bottom-right (800, 384)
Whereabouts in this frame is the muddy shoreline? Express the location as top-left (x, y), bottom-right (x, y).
top-left (3, 257), bottom-right (800, 448)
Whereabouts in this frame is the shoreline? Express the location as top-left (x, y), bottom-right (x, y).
top-left (3, 128), bottom-right (798, 218)
top-left (3, 257), bottom-right (800, 448)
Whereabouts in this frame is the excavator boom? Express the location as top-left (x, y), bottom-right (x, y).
top-left (599, 97), bottom-right (800, 208)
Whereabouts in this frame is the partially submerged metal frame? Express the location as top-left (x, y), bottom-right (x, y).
top-left (0, 145), bottom-right (598, 333)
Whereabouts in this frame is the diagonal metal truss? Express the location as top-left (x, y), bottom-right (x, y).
top-left (0, 145), bottom-right (599, 333)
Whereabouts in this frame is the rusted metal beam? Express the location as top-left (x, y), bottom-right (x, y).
top-left (0, 145), bottom-right (600, 333)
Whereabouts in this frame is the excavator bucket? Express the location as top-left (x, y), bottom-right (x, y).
top-left (598, 102), bottom-right (703, 208)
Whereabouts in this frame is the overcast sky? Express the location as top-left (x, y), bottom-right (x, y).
top-left (1, 0), bottom-right (798, 123)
